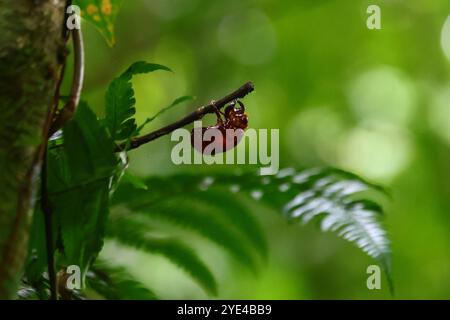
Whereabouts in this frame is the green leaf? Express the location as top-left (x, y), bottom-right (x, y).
top-left (24, 209), bottom-right (48, 284)
top-left (88, 260), bottom-right (157, 300)
top-left (55, 180), bottom-right (110, 275)
top-left (57, 102), bottom-right (117, 187)
top-left (188, 190), bottom-right (268, 259)
top-left (112, 167), bottom-right (392, 292)
top-left (17, 281), bottom-right (48, 300)
top-left (104, 61), bottom-right (171, 141)
top-left (112, 197), bottom-right (261, 272)
top-left (123, 62), bottom-right (172, 78)
top-left (107, 216), bottom-right (217, 296)
top-left (16, 285), bottom-right (40, 300)
top-left (48, 102), bottom-right (118, 277)
top-left (121, 172), bottom-right (148, 190)
top-left (142, 95), bottom-right (195, 128)
top-left (74, 0), bottom-right (123, 46)
top-left (120, 95), bottom-right (194, 151)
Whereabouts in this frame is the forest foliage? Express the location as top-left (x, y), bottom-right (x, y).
top-left (19, 0), bottom-right (392, 299)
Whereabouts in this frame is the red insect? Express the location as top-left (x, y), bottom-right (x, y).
top-left (191, 100), bottom-right (248, 155)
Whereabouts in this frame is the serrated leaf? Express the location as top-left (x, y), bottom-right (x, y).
top-left (47, 103), bottom-right (118, 278)
top-left (58, 102), bottom-right (117, 187)
top-left (120, 95), bottom-right (194, 151)
top-left (117, 198), bottom-right (261, 272)
top-left (88, 260), bottom-right (157, 300)
top-left (188, 190), bottom-right (267, 259)
top-left (104, 61), bottom-right (171, 141)
top-left (121, 172), bottom-right (148, 190)
top-left (74, 0), bottom-right (123, 46)
top-left (123, 62), bottom-right (172, 78)
top-left (112, 167), bottom-right (392, 292)
top-left (107, 216), bottom-right (217, 296)
top-left (143, 95), bottom-right (195, 127)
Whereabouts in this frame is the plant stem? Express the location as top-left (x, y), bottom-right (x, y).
top-left (117, 81), bottom-right (255, 151)
top-left (40, 151), bottom-right (57, 300)
top-left (49, 27), bottom-right (85, 136)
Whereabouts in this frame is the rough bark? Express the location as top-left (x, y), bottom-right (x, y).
top-left (0, 0), bottom-right (65, 299)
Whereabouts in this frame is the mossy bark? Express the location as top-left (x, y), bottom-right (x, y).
top-left (0, 0), bottom-right (66, 299)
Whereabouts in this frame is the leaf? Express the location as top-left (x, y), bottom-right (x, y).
top-left (122, 198), bottom-right (261, 272)
top-left (104, 61), bottom-right (171, 141)
top-left (55, 181), bottom-right (110, 275)
top-left (16, 286), bottom-right (40, 300)
top-left (121, 95), bottom-right (194, 151)
top-left (123, 62), bottom-right (172, 78)
top-left (121, 172), bottom-right (148, 190)
top-left (87, 260), bottom-right (157, 300)
top-left (107, 216), bottom-right (217, 296)
top-left (142, 95), bottom-right (195, 128)
top-left (188, 190), bottom-right (268, 259)
top-left (56, 102), bottom-right (117, 187)
top-left (24, 209), bottom-right (49, 284)
top-left (48, 102), bottom-right (118, 277)
top-left (112, 167), bottom-right (393, 291)
top-left (74, 0), bottom-right (123, 46)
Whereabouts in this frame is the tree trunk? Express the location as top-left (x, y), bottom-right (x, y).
top-left (0, 0), bottom-right (65, 299)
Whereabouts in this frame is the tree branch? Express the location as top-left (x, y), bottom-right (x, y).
top-left (117, 81), bottom-right (255, 152)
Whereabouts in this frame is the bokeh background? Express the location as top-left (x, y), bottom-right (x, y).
top-left (69, 0), bottom-right (450, 299)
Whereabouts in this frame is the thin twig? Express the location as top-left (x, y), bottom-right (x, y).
top-left (40, 150), bottom-right (57, 300)
top-left (49, 27), bottom-right (85, 136)
top-left (117, 81), bottom-right (255, 151)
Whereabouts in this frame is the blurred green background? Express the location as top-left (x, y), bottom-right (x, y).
top-left (72, 0), bottom-right (450, 299)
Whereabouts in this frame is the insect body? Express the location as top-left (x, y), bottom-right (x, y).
top-left (191, 100), bottom-right (248, 155)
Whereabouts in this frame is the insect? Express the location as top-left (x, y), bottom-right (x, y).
top-left (191, 100), bottom-right (248, 155)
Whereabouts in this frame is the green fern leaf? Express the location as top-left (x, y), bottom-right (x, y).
top-left (106, 216), bottom-right (218, 296)
top-left (87, 260), bottom-right (157, 300)
top-left (138, 95), bottom-right (195, 131)
top-left (104, 61), bottom-right (171, 141)
top-left (117, 198), bottom-right (261, 272)
top-left (113, 167), bottom-right (392, 291)
top-left (48, 103), bottom-right (117, 276)
top-left (188, 190), bottom-right (268, 259)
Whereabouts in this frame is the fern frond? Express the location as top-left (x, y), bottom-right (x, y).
top-left (125, 198), bottom-right (261, 272)
top-left (112, 167), bottom-right (392, 291)
top-left (186, 190), bottom-right (267, 259)
top-left (87, 260), bottom-right (157, 300)
top-left (106, 216), bottom-right (218, 296)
